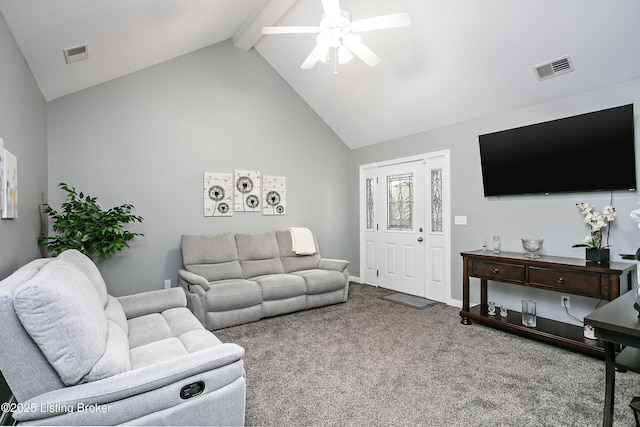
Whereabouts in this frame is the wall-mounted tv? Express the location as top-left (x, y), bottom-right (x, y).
top-left (478, 104), bottom-right (636, 197)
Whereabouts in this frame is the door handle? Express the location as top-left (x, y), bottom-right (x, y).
top-left (417, 237), bottom-right (424, 242)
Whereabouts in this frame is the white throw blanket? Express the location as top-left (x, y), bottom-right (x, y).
top-left (287, 227), bottom-right (316, 255)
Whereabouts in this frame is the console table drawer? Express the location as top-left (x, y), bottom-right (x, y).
top-left (529, 267), bottom-right (601, 297)
top-left (470, 260), bottom-right (525, 283)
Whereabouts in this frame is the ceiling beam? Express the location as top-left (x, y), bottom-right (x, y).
top-left (232, 0), bottom-right (298, 50)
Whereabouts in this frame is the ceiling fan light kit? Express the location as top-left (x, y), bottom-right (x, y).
top-left (261, 0), bottom-right (410, 72)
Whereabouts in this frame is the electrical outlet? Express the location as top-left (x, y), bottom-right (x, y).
top-left (561, 295), bottom-right (570, 308)
top-left (164, 279), bottom-right (171, 289)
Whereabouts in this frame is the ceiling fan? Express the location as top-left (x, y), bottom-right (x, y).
top-left (261, 0), bottom-right (411, 70)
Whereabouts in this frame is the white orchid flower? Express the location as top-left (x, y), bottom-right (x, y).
top-left (591, 219), bottom-right (606, 232)
top-left (577, 203), bottom-right (592, 214)
top-left (575, 202), bottom-right (616, 248)
top-left (602, 206), bottom-right (616, 221)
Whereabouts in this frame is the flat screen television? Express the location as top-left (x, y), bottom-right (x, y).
top-left (478, 104), bottom-right (636, 197)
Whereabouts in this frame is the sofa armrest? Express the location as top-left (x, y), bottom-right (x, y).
top-left (319, 258), bottom-right (349, 272)
top-left (179, 269), bottom-right (211, 291)
top-left (13, 343), bottom-right (245, 424)
top-left (117, 287), bottom-right (187, 319)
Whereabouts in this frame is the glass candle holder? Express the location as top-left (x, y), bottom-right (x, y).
top-left (488, 301), bottom-right (496, 315)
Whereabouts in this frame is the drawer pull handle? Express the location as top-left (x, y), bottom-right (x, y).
top-left (557, 277), bottom-right (565, 284)
top-left (493, 268), bottom-right (499, 274)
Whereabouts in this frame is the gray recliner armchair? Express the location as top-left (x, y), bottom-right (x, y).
top-left (0, 249), bottom-right (245, 426)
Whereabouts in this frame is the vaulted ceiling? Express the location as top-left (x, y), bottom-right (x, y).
top-left (1, 0), bottom-right (640, 149)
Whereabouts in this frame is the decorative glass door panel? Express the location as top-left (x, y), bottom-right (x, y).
top-left (387, 173), bottom-right (413, 231)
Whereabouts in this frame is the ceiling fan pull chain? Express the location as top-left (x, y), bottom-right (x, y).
top-left (334, 48), bottom-right (339, 74)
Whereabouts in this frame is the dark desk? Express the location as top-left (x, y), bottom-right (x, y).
top-left (585, 290), bottom-right (640, 427)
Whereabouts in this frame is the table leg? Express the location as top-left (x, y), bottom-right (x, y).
top-left (480, 278), bottom-right (488, 306)
top-left (461, 256), bottom-right (471, 325)
top-left (603, 340), bottom-right (615, 427)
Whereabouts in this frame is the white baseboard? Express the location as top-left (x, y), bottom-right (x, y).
top-left (450, 298), bottom-right (462, 308)
top-left (349, 275), bottom-right (361, 283)
top-left (450, 298), bottom-right (480, 309)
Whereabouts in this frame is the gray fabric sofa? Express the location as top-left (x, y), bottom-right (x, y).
top-left (0, 249), bottom-right (246, 426)
top-left (179, 230), bottom-right (350, 330)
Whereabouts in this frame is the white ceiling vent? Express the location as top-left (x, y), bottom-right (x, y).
top-left (63, 44), bottom-right (89, 64)
top-left (534, 56), bottom-right (574, 81)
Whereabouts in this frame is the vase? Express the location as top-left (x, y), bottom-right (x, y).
top-left (586, 248), bottom-right (610, 264)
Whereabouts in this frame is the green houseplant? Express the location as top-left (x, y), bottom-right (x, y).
top-left (38, 183), bottom-right (144, 260)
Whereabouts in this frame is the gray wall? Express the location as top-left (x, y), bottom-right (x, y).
top-left (46, 40), bottom-right (350, 297)
top-left (350, 77), bottom-right (640, 325)
top-left (0, 12), bottom-right (48, 280)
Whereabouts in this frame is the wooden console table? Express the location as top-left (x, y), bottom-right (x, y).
top-left (460, 250), bottom-right (636, 357)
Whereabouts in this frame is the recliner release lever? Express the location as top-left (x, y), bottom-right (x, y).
top-left (180, 381), bottom-right (205, 399)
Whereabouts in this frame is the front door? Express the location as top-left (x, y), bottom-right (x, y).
top-left (377, 161), bottom-right (425, 296)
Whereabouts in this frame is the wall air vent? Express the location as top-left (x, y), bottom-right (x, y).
top-left (63, 44), bottom-right (89, 64)
top-left (534, 56), bottom-right (574, 81)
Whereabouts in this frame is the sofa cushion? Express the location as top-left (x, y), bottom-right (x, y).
top-left (182, 233), bottom-right (239, 265)
top-left (104, 295), bottom-right (129, 334)
top-left (276, 230), bottom-right (321, 273)
top-left (252, 274), bottom-right (306, 300)
top-left (236, 232), bottom-right (280, 261)
top-left (241, 258), bottom-right (285, 278)
top-left (57, 249), bottom-right (108, 307)
top-left (84, 320), bottom-right (131, 382)
top-left (186, 261), bottom-right (243, 282)
top-left (0, 258), bottom-right (63, 402)
top-left (280, 255), bottom-right (321, 274)
top-left (130, 337), bottom-right (189, 368)
top-left (128, 312), bottom-right (173, 349)
top-left (13, 260), bottom-right (108, 386)
top-left (293, 269), bottom-right (348, 294)
top-left (128, 307), bottom-right (224, 369)
top-left (206, 280), bottom-right (263, 311)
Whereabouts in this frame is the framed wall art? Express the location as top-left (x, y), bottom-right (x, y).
top-left (203, 172), bottom-right (233, 217)
top-left (2, 148), bottom-right (17, 219)
top-left (234, 170), bottom-right (261, 213)
top-left (262, 175), bottom-right (286, 215)
top-left (0, 137), bottom-right (3, 213)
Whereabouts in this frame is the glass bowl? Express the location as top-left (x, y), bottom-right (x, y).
top-left (521, 238), bottom-right (544, 258)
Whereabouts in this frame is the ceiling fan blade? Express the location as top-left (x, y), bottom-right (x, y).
top-left (300, 44), bottom-right (328, 69)
top-left (262, 26), bottom-right (321, 35)
top-left (350, 12), bottom-right (411, 32)
top-left (321, 0), bottom-right (341, 20)
top-left (343, 37), bottom-right (381, 67)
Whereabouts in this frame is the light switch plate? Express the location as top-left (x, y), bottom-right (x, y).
top-left (454, 216), bottom-right (467, 225)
